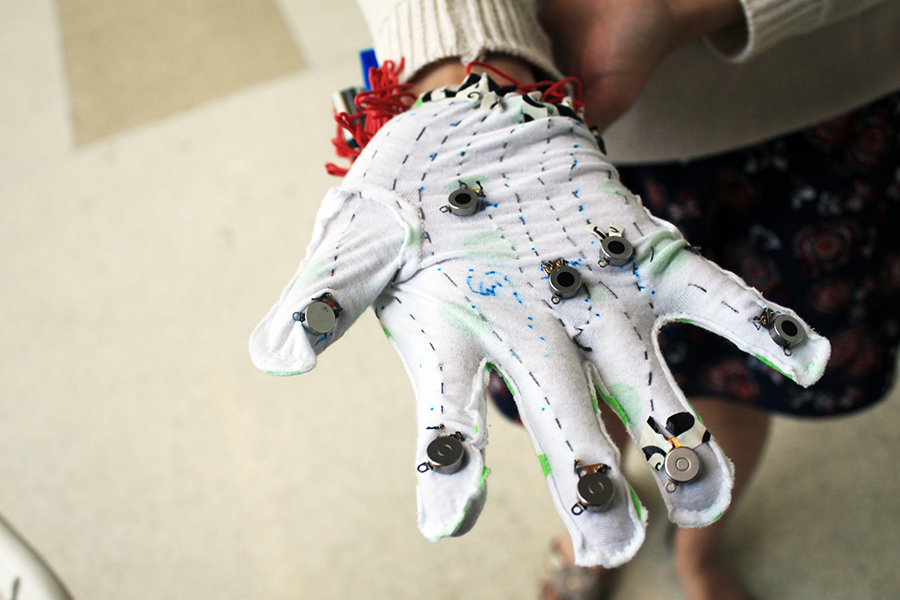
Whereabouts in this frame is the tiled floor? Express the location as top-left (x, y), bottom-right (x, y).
top-left (0, 2), bottom-right (897, 599)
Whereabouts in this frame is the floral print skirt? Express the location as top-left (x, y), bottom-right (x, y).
top-left (616, 91), bottom-right (900, 417)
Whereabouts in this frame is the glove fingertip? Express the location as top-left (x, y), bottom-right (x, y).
top-left (249, 319), bottom-right (317, 376)
top-left (757, 330), bottom-right (831, 388)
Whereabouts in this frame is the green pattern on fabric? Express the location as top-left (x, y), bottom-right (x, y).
top-left (598, 384), bottom-right (638, 426)
top-left (755, 354), bottom-right (791, 379)
top-left (629, 486), bottom-right (642, 520)
top-left (464, 231), bottom-right (517, 260)
top-left (588, 285), bottom-right (607, 304)
top-left (538, 454), bottom-right (551, 477)
top-left (642, 234), bottom-right (691, 276)
top-left (287, 258), bottom-right (327, 292)
top-left (441, 301), bottom-right (493, 338)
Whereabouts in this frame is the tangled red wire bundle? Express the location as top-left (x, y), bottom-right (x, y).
top-left (326, 59), bottom-right (585, 177)
top-left (326, 59), bottom-right (416, 177)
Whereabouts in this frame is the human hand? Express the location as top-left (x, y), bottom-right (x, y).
top-left (539, 0), bottom-right (744, 131)
top-left (249, 74), bottom-right (828, 566)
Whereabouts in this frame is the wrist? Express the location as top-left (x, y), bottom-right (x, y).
top-left (407, 54), bottom-right (537, 98)
top-left (666, 0), bottom-right (745, 51)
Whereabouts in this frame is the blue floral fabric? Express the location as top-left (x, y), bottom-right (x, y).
top-left (616, 91), bottom-right (900, 417)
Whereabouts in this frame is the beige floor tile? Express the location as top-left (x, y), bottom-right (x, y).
top-left (59, 0), bottom-right (304, 145)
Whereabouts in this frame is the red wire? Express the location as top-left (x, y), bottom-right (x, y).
top-left (326, 59), bottom-right (585, 177)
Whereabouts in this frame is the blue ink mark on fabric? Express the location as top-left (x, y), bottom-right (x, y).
top-left (314, 335), bottom-right (328, 347)
top-left (579, 205), bottom-right (584, 212)
top-left (429, 152), bottom-right (437, 160)
top-left (573, 190), bottom-right (580, 198)
top-left (460, 151), bottom-right (466, 156)
top-left (466, 271), bottom-right (524, 304)
top-left (450, 121), bottom-right (460, 126)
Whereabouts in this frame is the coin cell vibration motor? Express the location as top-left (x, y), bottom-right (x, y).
top-left (571, 462), bottom-right (616, 514)
top-left (293, 293), bottom-right (343, 336)
top-left (419, 434), bottom-right (467, 474)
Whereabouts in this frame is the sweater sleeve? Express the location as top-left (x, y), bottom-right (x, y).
top-left (708, 0), bottom-right (888, 61)
top-left (355, 0), bottom-right (562, 81)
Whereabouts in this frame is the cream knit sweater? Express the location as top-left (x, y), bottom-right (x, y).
top-left (356, 0), bottom-right (900, 163)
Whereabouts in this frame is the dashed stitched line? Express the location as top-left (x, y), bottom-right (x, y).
top-left (443, 272), bottom-right (459, 288)
top-left (632, 222), bottom-right (643, 236)
top-left (510, 349), bottom-right (523, 364)
top-left (555, 418), bottom-right (562, 429)
top-left (722, 301), bottom-right (740, 313)
top-left (441, 135), bottom-right (449, 144)
top-left (597, 280), bottom-right (619, 300)
top-left (416, 127), bottom-right (426, 141)
top-left (392, 179), bottom-right (397, 191)
top-left (566, 440), bottom-right (573, 451)
top-left (650, 399), bottom-right (655, 411)
top-left (402, 154), bottom-right (409, 164)
top-left (529, 372), bottom-right (541, 387)
top-left (689, 283), bottom-right (708, 293)
top-left (648, 372), bottom-right (653, 386)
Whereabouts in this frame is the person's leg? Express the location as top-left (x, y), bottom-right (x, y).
top-left (672, 397), bottom-right (770, 600)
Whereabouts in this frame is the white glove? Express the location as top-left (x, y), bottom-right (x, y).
top-left (250, 74), bottom-right (830, 567)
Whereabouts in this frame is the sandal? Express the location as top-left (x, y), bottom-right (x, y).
top-left (539, 539), bottom-right (619, 600)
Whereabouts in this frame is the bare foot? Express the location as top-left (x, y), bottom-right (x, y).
top-left (674, 544), bottom-right (754, 600)
top-left (541, 535), bottom-right (618, 600)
